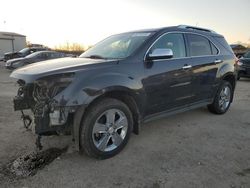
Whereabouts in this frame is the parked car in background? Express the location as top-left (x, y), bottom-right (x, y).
top-left (3, 47), bottom-right (49, 62)
top-left (5, 51), bottom-right (67, 69)
top-left (10, 25), bottom-right (237, 159)
top-left (237, 50), bottom-right (250, 80)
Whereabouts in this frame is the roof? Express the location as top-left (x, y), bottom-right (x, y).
top-left (126, 25), bottom-right (222, 37)
top-left (35, 50), bottom-right (59, 54)
top-left (0, 31), bottom-right (26, 37)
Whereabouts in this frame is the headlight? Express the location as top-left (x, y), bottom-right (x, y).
top-left (6, 60), bottom-right (14, 66)
top-left (34, 73), bottom-right (75, 99)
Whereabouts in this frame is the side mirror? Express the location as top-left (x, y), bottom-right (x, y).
top-left (147, 48), bottom-right (173, 61)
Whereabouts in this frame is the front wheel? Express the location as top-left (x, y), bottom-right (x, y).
top-left (80, 98), bottom-right (133, 159)
top-left (208, 81), bottom-right (233, 114)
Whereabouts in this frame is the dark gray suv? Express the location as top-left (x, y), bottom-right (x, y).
top-left (10, 25), bottom-right (237, 159)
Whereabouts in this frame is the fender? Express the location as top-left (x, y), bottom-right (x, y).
top-left (54, 72), bottom-right (146, 112)
top-left (212, 62), bottom-right (237, 102)
top-left (216, 62), bottom-right (236, 79)
top-left (70, 73), bottom-right (145, 151)
top-left (83, 73), bottom-right (145, 110)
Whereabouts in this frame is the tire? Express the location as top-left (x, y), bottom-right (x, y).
top-left (207, 80), bottom-right (233, 114)
top-left (80, 98), bottom-right (133, 159)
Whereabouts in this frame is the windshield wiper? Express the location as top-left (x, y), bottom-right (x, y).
top-left (84, 55), bottom-right (107, 59)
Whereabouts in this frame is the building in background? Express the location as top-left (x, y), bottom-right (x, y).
top-left (0, 31), bottom-right (26, 58)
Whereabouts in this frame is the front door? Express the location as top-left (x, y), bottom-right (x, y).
top-left (143, 33), bottom-right (194, 116)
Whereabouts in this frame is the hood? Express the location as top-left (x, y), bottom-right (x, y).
top-left (10, 57), bottom-right (118, 83)
top-left (4, 51), bottom-right (18, 56)
top-left (7, 57), bottom-right (25, 64)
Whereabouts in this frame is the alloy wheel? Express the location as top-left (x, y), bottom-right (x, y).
top-left (219, 85), bottom-right (231, 111)
top-left (92, 109), bottom-right (128, 152)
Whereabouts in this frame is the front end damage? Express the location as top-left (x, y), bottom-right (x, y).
top-left (13, 73), bottom-right (77, 149)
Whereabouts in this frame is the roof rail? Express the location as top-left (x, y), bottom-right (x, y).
top-left (178, 25), bottom-right (217, 34)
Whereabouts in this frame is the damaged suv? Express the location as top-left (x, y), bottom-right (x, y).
top-left (10, 25), bottom-right (237, 159)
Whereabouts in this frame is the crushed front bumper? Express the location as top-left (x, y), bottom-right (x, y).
top-left (13, 83), bottom-right (77, 136)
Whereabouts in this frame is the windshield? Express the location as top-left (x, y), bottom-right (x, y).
top-left (19, 48), bottom-right (29, 54)
top-left (26, 51), bottom-right (41, 58)
top-left (243, 51), bottom-right (250, 58)
top-left (80, 32), bottom-right (153, 59)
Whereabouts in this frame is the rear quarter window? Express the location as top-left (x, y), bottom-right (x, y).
top-left (213, 36), bottom-right (234, 54)
top-left (210, 42), bottom-right (219, 55)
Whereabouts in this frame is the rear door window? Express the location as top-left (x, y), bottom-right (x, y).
top-left (187, 34), bottom-right (213, 56)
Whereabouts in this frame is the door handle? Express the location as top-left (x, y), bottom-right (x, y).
top-left (182, 65), bottom-right (192, 70)
top-left (214, 59), bottom-right (223, 64)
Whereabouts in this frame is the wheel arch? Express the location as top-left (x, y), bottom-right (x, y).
top-left (72, 88), bottom-right (143, 151)
top-left (222, 72), bottom-right (236, 90)
top-left (221, 72), bottom-right (236, 102)
top-left (85, 89), bottom-right (142, 135)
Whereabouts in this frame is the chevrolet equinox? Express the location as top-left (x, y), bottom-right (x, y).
top-left (10, 25), bottom-right (237, 159)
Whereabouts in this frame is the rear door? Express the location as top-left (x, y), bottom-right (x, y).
top-left (185, 33), bottom-right (220, 102)
top-left (143, 33), bottom-right (194, 115)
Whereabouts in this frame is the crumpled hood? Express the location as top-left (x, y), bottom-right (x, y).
top-left (10, 57), bottom-right (117, 83)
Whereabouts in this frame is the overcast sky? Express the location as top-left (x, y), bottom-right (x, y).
top-left (0, 0), bottom-right (249, 47)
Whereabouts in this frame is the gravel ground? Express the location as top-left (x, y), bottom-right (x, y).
top-left (0, 61), bottom-right (249, 188)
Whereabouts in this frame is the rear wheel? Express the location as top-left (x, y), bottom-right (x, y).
top-left (208, 81), bottom-right (233, 114)
top-left (80, 98), bottom-right (133, 159)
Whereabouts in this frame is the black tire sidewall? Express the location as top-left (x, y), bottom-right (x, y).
top-left (80, 98), bottom-right (133, 159)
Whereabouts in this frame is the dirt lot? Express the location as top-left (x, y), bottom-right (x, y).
top-left (0, 61), bottom-right (249, 188)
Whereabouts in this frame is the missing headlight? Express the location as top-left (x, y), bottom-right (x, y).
top-left (34, 72), bottom-right (75, 99)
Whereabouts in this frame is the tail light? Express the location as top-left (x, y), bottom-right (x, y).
top-left (235, 57), bottom-right (244, 66)
top-left (234, 56), bottom-right (242, 66)
top-left (235, 56), bottom-right (239, 65)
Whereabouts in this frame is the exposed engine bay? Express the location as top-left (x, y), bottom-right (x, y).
top-left (13, 73), bottom-right (76, 149)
